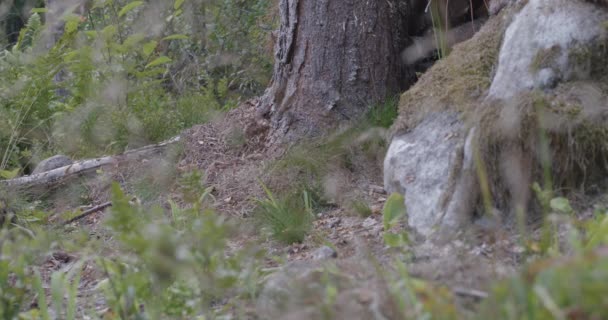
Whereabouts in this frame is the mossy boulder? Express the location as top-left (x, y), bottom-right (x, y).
top-left (385, 0), bottom-right (608, 236)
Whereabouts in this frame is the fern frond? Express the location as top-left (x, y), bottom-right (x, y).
top-left (15, 13), bottom-right (42, 51)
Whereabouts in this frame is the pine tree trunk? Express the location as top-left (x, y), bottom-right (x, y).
top-left (257, 0), bottom-right (413, 143)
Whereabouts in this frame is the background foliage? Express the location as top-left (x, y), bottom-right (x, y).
top-left (0, 0), bottom-right (274, 175)
top-left (2, 1), bottom-right (608, 319)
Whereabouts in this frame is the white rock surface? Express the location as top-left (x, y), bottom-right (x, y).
top-left (384, 0), bottom-right (608, 236)
top-left (311, 245), bottom-right (338, 260)
top-left (488, 0), bottom-right (608, 99)
top-left (384, 112), bottom-right (464, 235)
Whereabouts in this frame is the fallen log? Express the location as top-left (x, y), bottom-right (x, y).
top-left (0, 136), bottom-right (181, 190)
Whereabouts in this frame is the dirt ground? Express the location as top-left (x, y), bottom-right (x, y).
top-left (32, 99), bottom-right (548, 318)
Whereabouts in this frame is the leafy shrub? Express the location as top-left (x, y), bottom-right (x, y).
top-left (0, 0), bottom-right (273, 174)
top-left (390, 260), bottom-right (459, 320)
top-left (0, 224), bottom-right (57, 319)
top-left (583, 210), bottom-right (608, 250)
top-left (0, 169), bottom-right (266, 318)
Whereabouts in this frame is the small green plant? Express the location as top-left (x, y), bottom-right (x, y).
top-left (255, 184), bottom-right (314, 244)
top-left (0, 168), bottom-right (267, 318)
top-left (382, 192), bottom-right (409, 248)
top-left (429, 0), bottom-right (449, 60)
top-left (33, 263), bottom-right (83, 320)
top-left (349, 199), bottom-right (373, 217)
top-left (549, 197), bottom-right (574, 215)
top-left (584, 209), bottom-right (608, 250)
top-left (269, 96), bottom-right (397, 209)
top-left (366, 95), bottom-right (399, 128)
top-left (99, 178), bottom-right (261, 318)
top-left (477, 248), bottom-right (608, 320)
top-left (0, 223), bottom-right (56, 319)
top-left (383, 192), bottom-right (406, 230)
top-left (390, 260), bottom-right (458, 319)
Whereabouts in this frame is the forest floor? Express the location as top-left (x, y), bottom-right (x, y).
top-left (32, 101), bottom-right (583, 318)
top-left (19, 2), bottom-right (608, 319)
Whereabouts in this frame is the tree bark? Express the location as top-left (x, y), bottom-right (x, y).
top-left (257, 0), bottom-right (414, 143)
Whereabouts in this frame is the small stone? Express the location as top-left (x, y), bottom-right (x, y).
top-left (357, 289), bottom-right (374, 304)
top-left (365, 225), bottom-right (383, 237)
top-left (470, 247), bottom-right (484, 256)
top-left (362, 217), bottom-right (378, 229)
top-left (511, 245), bottom-right (526, 254)
top-left (312, 246), bottom-right (338, 260)
top-left (370, 204), bottom-right (382, 215)
top-left (32, 155), bottom-right (72, 174)
top-left (369, 184), bottom-right (386, 194)
top-left (474, 213), bottom-right (501, 232)
top-left (328, 217), bottom-right (342, 228)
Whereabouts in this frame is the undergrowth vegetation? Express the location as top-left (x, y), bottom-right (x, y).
top-left (478, 206), bottom-right (608, 320)
top-left (252, 96), bottom-right (399, 244)
top-left (266, 96), bottom-right (398, 200)
top-left (2, 172), bottom-right (607, 318)
top-left (2, 170), bottom-right (265, 319)
top-left (2, 1), bottom-right (608, 319)
top-left (254, 184), bottom-right (314, 244)
top-left (0, 0), bottom-right (273, 176)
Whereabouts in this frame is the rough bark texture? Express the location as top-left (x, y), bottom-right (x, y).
top-left (258, 0), bottom-right (413, 142)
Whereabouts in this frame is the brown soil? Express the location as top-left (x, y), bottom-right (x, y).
top-left (33, 97), bottom-right (532, 317)
top-left (178, 99), bottom-right (271, 217)
top-left (174, 101), bottom-right (527, 316)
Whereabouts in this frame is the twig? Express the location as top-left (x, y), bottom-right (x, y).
top-left (453, 287), bottom-right (489, 299)
top-left (62, 202), bottom-right (113, 226)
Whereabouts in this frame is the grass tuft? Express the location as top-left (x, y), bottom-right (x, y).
top-left (255, 184), bottom-right (314, 244)
top-left (366, 95), bottom-right (399, 128)
top-left (349, 199), bottom-right (373, 218)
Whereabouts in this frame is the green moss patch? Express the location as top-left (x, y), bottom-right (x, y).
top-left (392, 11), bottom-right (509, 135)
top-left (477, 85), bottom-right (608, 211)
